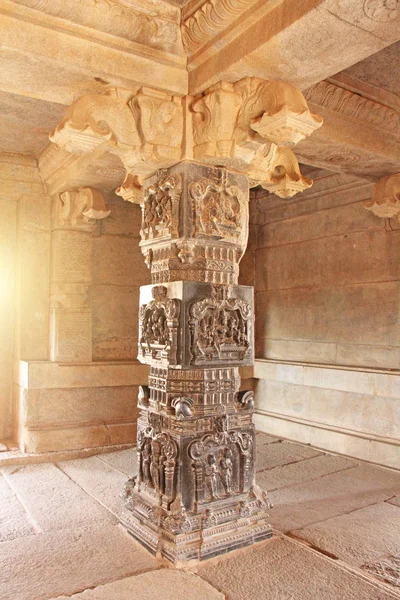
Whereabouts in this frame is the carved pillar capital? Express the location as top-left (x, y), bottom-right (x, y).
top-left (45, 79), bottom-right (322, 200)
top-left (365, 173), bottom-right (400, 219)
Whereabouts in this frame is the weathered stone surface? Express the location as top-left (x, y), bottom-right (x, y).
top-left (292, 502), bottom-right (400, 567)
top-left (0, 524), bottom-right (159, 600)
top-left (256, 440), bottom-right (321, 472)
top-left (21, 386), bottom-right (138, 429)
top-left (97, 448), bottom-right (138, 478)
top-left (362, 553), bottom-right (400, 590)
top-left (256, 432), bottom-right (281, 446)
top-left (0, 463), bottom-right (116, 532)
top-left (269, 463), bottom-right (400, 533)
top-left (52, 569), bottom-right (225, 600)
top-left (92, 285), bottom-right (140, 361)
top-left (57, 456), bottom-right (129, 518)
top-left (388, 496), bottom-right (400, 508)
top-left (0, 474), bottom-right (37, 542)
top-left (256, 453), bottom-right (356, 492)
top-left (198, 536), bottom-right (398, 600)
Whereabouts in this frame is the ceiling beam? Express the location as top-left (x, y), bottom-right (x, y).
top-left (186, 0), bottom-right (400, 95)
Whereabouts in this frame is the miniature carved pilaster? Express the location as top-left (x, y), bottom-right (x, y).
top-left (49, 188), bottom-right (110, 362)
top-left (365, 174), bottom-right (400, 219)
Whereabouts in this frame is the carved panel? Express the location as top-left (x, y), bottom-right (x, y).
top-left (140, 174), bottom-right (181, 242)
top-left (138, 285), bottom-right (181, 366)
top-left (188, 428), bottom-right (254, 506)
top-left (189, 168), bottom-right (248, 252)
top-left (189, 285), bottom-right (252, 366)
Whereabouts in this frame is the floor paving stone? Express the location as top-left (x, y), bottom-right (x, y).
top-left (0, 523), bottom-right (159, 600)
top-left (57, 455), bottom-right (128, 518)
top-left (292, 502), bottom-right (400, 567)
top-left (97, 448), bottom-right (138, 477)
top-left (361, 554), bottom-right (400, 589)
top-left (0, 474), bottom-right (37, 542)
top-left (256, 440), bottom-right (322, 472)
top-left (256, 432), bottom-right (281, 445)
top-left (52, 569), bottom-right (225, 600)
top-left (0, 463), bottom-right (116, 533)
top-left (256, 454), bottom-right (356, 492)
top-left (269, 463), bottom-right (400, 532)
top-left (197, 536), bottom-right (399, 600)
top-left (388, 496), bottom-right (400, 507)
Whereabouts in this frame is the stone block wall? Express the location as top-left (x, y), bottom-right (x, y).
top-left (92, 193), bottom-right (150, 360)
top-left (249, 173), bottom-right (400, 468)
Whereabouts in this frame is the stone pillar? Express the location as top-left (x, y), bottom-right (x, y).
top-left (45, 76), bottom-right (323, 560)
top-left (49, 188), bottom-right (110, 363)
top-left (120, 161), bottom-right (271, 564)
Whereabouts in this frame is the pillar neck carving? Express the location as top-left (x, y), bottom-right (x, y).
top-left (365, 173), bottom-right (400, 219)
top-left (44, 78), bottom-right (322, 201)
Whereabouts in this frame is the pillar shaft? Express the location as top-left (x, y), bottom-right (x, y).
top-left (120, 161), bottom-right (271, 564)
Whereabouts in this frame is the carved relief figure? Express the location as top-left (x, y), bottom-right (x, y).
top-left (140, 175), bottom-right (181, 241)
top-left (189, 169), bottom-right (248, 253)
top-left (189, 286), bottom-right (251, 365)
top-left (137, 428), bottom-right (178, 504)
top-left (220, 448), bottom-right (233, 495)
top-left (205, 454), bottom-right (219, 500)
top-left (189, 429), bottom-right (253, 506)
top-left (139, 286), bottom-right (180, 364)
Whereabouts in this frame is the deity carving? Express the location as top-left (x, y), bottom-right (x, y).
top-left (188, 428), bottom-right (253, 506)
top-left (140, 175), bottom-right (181, 241)
top-left (189, 285), bottom-right (251, 365)
top-left (137, 428), bottom-right (178, 506)
top-left (189, 168), bottom-right (248, 254)
top-left (139, 286), bottom-right (180, 365)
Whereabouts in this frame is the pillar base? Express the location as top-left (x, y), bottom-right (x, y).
top-left (120, 491), bottom-right (272, 565)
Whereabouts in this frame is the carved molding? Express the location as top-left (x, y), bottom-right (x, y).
top-left (364, 173), bottom-right (400, 219)
top-left (304, 80), bottom-right (400, 135)
top-left (182, 0), bottom-right (258, 55)
top-left (56, 187), bottom-right (110, 230)
top-left (17, 0), bottom-right (183, 55)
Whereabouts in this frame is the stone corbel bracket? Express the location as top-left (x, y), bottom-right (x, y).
top-left (50, 87), bottom-right (184, 178)
top-left (45, 79), bottom-right (322, 200)
top-left (191, 78), bottom-right (322, 197)
top-left (56, 187), bottom-right (111, 230)
top-left (364, 174), bottom-right (400, 219)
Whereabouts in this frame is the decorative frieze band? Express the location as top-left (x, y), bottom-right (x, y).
top-left (304, 80), bottom-right (399, 135)
top-left (16, 0), bottom-right (183, 55)
top-left (181, 0), bottom-right (259, 55)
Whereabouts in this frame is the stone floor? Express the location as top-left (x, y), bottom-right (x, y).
top-left (1, 432), bottom-right (400, 600)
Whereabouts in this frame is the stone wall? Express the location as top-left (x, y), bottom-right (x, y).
top-left (4, 169), bottom-right (151, 453)
top-left (250, 173), bottom-right (400, 468)
top-left (92, 193), bottom-right (150, 360)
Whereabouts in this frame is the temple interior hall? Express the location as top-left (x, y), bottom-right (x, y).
top-left (0, 0), bottom-right (399, 597)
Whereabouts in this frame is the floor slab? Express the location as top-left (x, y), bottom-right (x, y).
top-left (0, 474), bottom-right (37, 542)
top-left (96, 448), bottom-right (138, 477)
top-left (57, 455), bottom-right (128, 518)
top-left (0, 463), bottom-right (116, 533)
top-left (256, 440), bottom-right (322, 472)
top-left (52, 569), bottom-right (225, 600)
top-left (257, 453), bottom-right (356, 492)
top-left (292, 502), bottom-right (400, 567)
top-left (0, 523), bottom-right (160, 600)
top-left (197, 536), bottom-right (399, 600)
top-left (269, 463), bottom-right (400, 532)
